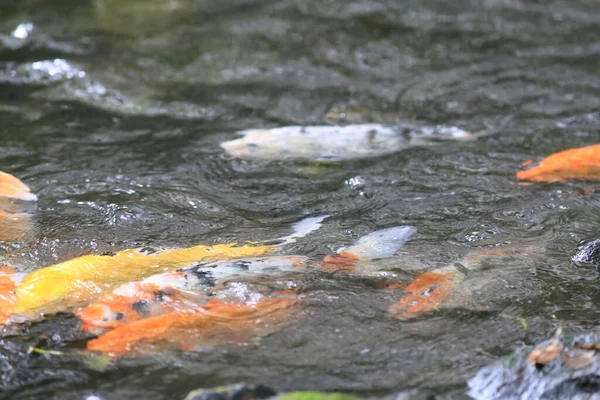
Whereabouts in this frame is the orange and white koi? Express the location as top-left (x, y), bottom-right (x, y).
top-left (517, 144), bottom-right (600, 183)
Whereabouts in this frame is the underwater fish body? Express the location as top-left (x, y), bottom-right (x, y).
top-left (388, 241), bottom-right (548, 319)
top-left (86, 297), bottom-right (301, 358)
top-left (517, 144), bottom-right (600, 183)
top-left (221, 124), bottom-right (472, 161)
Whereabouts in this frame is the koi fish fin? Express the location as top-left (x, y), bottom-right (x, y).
top-left (276, 215), bottom-right (328, 246)
top-left (338, 226), bottom-right (417, 260)
top-left (0, 171), bottom-right (37, 202)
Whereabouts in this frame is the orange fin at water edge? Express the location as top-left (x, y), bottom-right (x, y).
top-left (0, 171), bottom-right (37, 202)
top-left (86, 298), bottom-right (300, 358)
top-left (389, 272), bottom-right (455, 320)
top-left (516, 144), bottom-right (600, 183)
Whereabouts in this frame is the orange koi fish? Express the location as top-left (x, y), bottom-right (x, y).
top-left (82, 226), bottom-right (418, 356)
top-left (517, 144), bottom-right (600, 183)
top-left (389, 242), bottom-right (546, 319)
top-left (87, 297), bottom-right (300, 358)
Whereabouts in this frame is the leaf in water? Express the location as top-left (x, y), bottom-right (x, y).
top-left (278, 392), bottom-right (355, 400)
top-left (527, 341), bottom-right (562, 366)
top-left (27, 346), bottom-right (65, 356)
top-left (82, 353), bottom-right (112, 372)
top-left (563, 349), bottom-right (597, 370)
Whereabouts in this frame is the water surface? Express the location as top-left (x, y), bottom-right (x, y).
top-left (1, 1), bottom-right (600, 399)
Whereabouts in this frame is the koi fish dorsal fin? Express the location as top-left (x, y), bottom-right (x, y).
top-left (339, 226), bottom-right (417, 260)
top-left (277, 215), bottom-right (328, 245)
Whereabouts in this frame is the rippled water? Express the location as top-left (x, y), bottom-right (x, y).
top-left (1, 0), bottom-right (600, 399)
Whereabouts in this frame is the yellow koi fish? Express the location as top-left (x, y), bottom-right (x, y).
top-left (12, 244), bottom-right (274, 319)
top-left (11, 215), bottom-right (328, 320)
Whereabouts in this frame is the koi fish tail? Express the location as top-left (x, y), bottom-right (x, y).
top-left (339, 226), bottom-right (417, 260)
top-left (274, 215), bottom-right (328, 246)
top-left (87, 297), bottom-right (300, 358)
top-left (389, 242), bottom-right (543, 320)
top-left (320, 226), bottom-right (417, 274)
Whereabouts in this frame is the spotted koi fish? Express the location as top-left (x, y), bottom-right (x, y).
top-left (8, 216), bottom-right (328, 323)
top-left (517, 144), bottom-right (600, 183)
top-left (220, 123), bottom-right (474, 161)
top-left (80, 226), bottom-right (418, 356)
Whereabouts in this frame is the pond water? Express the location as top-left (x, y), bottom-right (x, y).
top-left (1, 1), bottom-right (600, 399)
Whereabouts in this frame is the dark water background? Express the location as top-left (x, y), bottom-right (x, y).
top-left (1, 0), bottom-right (600, 399)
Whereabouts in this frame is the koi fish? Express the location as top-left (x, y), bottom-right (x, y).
top-left (220, 124), bottom-right (474, 161)
top-left (9, 216), bottom-right (328, 322)
top-left (0, 171), bottom-right (37, 203)
top-left (0, 171), bottom-right (37, 320)
top-left (87, 297), bottom-right (300, 358)
top-left (81, 226), bottom-right (417, 356)
top-left (389, 242), bottom-right (547, 319)
top-left (0, 171), bottom-right (36, 242)
top-left (517, 144), bottom-right (600, 183)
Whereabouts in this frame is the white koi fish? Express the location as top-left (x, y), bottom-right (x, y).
top-left (220, 123), bottom-right (474, 161)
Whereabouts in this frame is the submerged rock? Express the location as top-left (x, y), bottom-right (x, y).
top-left (468, 331), bottom-right (600, 400)
top-left (572, 240), bottom-right (600, 267)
